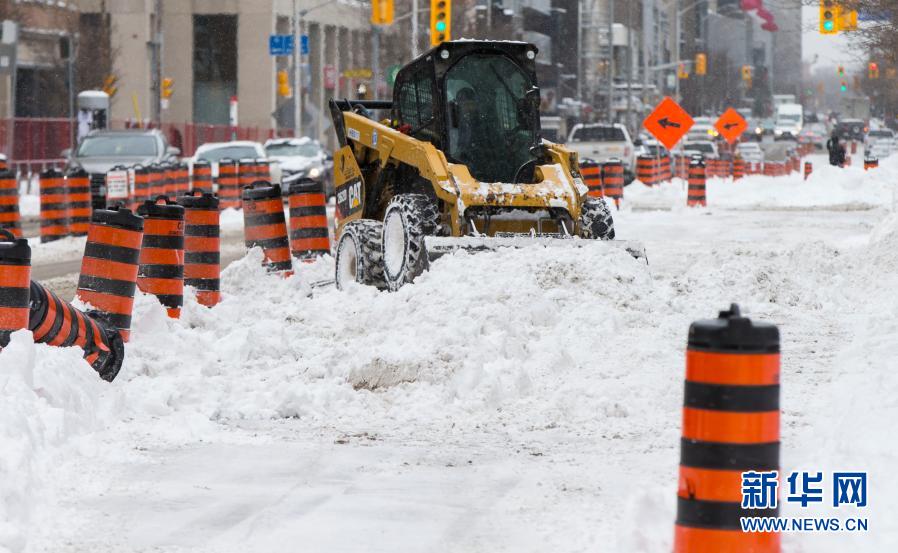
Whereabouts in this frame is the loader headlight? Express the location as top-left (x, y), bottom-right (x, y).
top-left (526, 50), bottom-right (535, 60)
top-left (440, 49), bottom-right (450, 60)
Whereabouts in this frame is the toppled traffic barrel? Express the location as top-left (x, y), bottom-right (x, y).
top-left (0, 229), bottom-right (30, 348)
top-left (0, 170), bottom-right (21, 238)
top-left (242, 182), bottom-right (293, 276)
top-left (137, 197), bottom-right (185, 319)
top-left (602, 158), bottom-right (624, 210)
top-left (66, 168), bottom-right (92, 236)
top-left (674, 304), bottom-right (781, 553)
top-left (40, 168), bottom-right (69, 243)
top-left (77, 207), bottom-right (144, 342)
top-left (687, 157), bottom-right (707, 208)
top-left (192, 160), bottom-right (212, 194)
top-left (217, 158), bottom-right (241, 210)
top-left (29, 280), bottom-right (125, 381)
top-left (288, 178), bottom-right (330, 261)
top-left (579, 159), bottom-right (603, 198)
top-left (178, 191), bottom-right (221, 307)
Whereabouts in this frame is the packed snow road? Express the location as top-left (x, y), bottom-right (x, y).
top-left (4, 155), bottom-right (898, 552)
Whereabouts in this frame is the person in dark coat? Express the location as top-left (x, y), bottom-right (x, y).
top-left (826, 131), bottom-right (846, 167)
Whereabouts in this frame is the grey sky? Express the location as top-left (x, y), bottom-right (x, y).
top-left (801, 5), bottom-right (860, 68)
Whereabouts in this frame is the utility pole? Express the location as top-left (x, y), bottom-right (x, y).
top-left (293, 0), bottom-right (304, 137)
top-left (372, 27), bottom-right (381, 98)
top-left (607, 0), bottom-right (614, 122)
top-left (150, 0), bottom-right (162, 125)
top-left (412, 0), bottom-right (419, 58)
top-left (626, 0), bottom-right (633, 133)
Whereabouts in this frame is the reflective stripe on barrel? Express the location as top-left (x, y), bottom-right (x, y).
top-left (40, 168), bottom-right (69, 242)
top-left (217, 158), bottom-right (240, 209)
top-left (288, 178), bottom-right (330, 260)
top-left (674, 304), bottom-right (781, 553)
top-left (178, 191), bottom-right (221, 307)
top-left (687, 158), bottom-right (706, 208)
top-left (192, 160), bottom-right (212, 194)
top-left (29, 280), bottom-right (125, 381)
top-left (77, 207), bottom-right (144, 342)
top-left (243, 182), bottom-right (293, 275)
top-left (0, 170), bottom-right (22, 238)
top-left (67, 168), bottom-right (92, 235)
top-left (601, 159), bottom-right (624, 209)
top-left (0, 229), bottom-right (30, 348)
top-left (579, 160), bottom-right (603, 198)
top-left (137, 197), bottom-right (185, 319)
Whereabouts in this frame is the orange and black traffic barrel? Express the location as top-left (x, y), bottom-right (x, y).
top-left (131, 165), bottom-right (151, 210)
top-left (243, 182), bottom-right (293, 275)
top-left (864, 156), bottom-right (878, 170)
top-left (255, 159), bottom-right (271, 182)
top-left (148, 164), bottom-right (165, 198)
top-left (732, 156), bottom-right (745, 181)
top-left (636, 155), bottom-right (658, 186)
top-left (137, 197), bottom-right (185, 319)
top-left (238, 158), bottom-right (257, 191)
top-left (579, 159), bottom-right (603, 198)
top-left (178, 190), bottom-right (221, 307)
top-left (40, 168), bottom-right (69, 243)
top-left (216, 158), bottom-right (240, 209)
top-left (77, 207), bottom-right (144, 342)
top-left (659, 153), bottom-right (673, 182)
top-left (0, 170), bottom-right (21, 238)
top-left (67, 168), bottom-right (92, 236)
top-left (176, 162), bottom-right (190, 194)
top-left (601, 159), bottom-right (624, 209)
top-left (0, 158), bottom-right (7, 171)
top-left (674, 304), bottom-right (780, 553)
top-left (192, 160), bottom-right (212, 194)
top-left (687, 157), bottom-right (707, 208)
top-left (803, 161), bottom-right (812, 181)
top-left (162, 162), bottom-right (177, 197)
top-left (28, 280), bottom-right (125, 381)
top-left (0, 229), bottom-right (30, 348)
top-left (288, 177), bottom-right (330, 260)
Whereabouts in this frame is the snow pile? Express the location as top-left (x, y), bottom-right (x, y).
top-left (0, 332), bottom-right (109, 553)
top-left (625, 155), bottom-right (898, 211)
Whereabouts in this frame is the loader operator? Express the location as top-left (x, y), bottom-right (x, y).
top-left (453, 87), bottom-right (492, 171)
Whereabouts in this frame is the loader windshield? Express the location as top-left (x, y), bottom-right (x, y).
top-left (445, 54), bottom-right (538, 182)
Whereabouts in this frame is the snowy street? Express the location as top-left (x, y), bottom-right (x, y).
top-left (3, 156), bottom-right (898, 552)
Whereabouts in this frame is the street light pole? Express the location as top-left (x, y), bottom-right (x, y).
top-left (293, 0), bottom-right (303, 137)
top-left (411, 0), bottom-right (419, 58)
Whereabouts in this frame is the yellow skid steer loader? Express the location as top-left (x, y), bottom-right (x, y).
top-left (329, 40), bottom-right (645, 290)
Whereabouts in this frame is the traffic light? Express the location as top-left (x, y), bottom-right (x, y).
top-left (840, 80), bottom-right (848, 92)
top-left (277, 70), bottom-right (291, 97)
top-left (741, 65), bottom-right (752, 82)
top-left (840, 8), bottom-right (858, 31)
top-left (371, 0), bottom-right (394, 25)
top-left (838, 65), bottom-right (845, 77)
top-left (678, 62), bottom-right (689, 79)
top-left (869, 62), bottom-right (880, 79)
top-left (695, 53), bottom-right (707, 76)
top-left (102, 75), bottom-right (117, 98)
top-left (430, 0), bottom-right (451, 46)
top-left (161, 78), bottom-right (173, 100)
top-left (820, 0), bottom-right (840, 34)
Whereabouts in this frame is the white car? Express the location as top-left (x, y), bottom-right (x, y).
top-left (264, 137), bottom-right (333, 195)
top-left (736, 142), bottom-right (764, 164)
top-left (566, 123), bottom-right (636, 181)
top-left (678, 140), bottom-right (719, 161)
top-left (865, 129), bottom-right (896, 160)
top-left (687, 117), bottom-right (719, 141)
top-left (188, 141), bottom-right (282, 184)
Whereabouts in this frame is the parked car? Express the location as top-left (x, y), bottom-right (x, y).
top-left (865, 128), bottom-right (896, 159)
top-left (566, 123), bottom-right (636, 182)
top-left (188, 141), bottom-right (282, 184)
top-left (735, 142), bottom-right (764, 164)
top-left (64, 129), bottom-right (179, 209)
top-left (263, 137), bottom-right (333, 196)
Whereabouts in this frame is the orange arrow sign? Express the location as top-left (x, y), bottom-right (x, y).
top-left (643, 97), bottom-right (694, 151)
top-left (715, 108), bottom-right (748, 144)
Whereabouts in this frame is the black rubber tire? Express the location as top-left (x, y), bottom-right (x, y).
top-left (579, 198), bottom-right (616, 240)
top-left (335, 219), bottom-right (387, 290)
top-left (382, 194), bottom-right (439, 291)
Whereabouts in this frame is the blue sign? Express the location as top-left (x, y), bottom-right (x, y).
top-left (269, 35), bottom-right (294, 56)
top-left (300, 34), bottom-right (309, 55)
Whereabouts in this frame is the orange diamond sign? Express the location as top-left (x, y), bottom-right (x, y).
top-left (715, 108), bottom-right (748, 144)
top-left (643, 97), bottom-right (694, 151)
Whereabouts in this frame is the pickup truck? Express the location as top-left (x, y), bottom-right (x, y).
top-left (566, 123), bottom-right (636, 183)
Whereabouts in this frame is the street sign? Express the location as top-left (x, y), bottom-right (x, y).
top-left (714, 108), bottom-right (748, 144)
top-left (643, 97), bottom-right (694, 150)
top-left (342, 68), bottom-right (373, 79)
top-left (269, 35), bottom-right (294, 56)
top-left (300, 35), bottom-right (309, 55)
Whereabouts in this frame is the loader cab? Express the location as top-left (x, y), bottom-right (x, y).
top-left (392, 41), bottom-right (542, 183)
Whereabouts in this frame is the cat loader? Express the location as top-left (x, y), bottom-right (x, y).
top-left (329, 40), bottom-right (645, 291)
